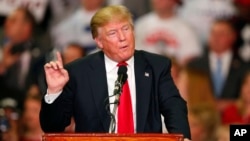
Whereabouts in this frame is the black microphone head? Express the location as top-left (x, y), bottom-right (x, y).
top-left (122, 73), bottom-right (128, 83)
top-left (118, 66), bottom-right (127, 75)
top-left (118, 66), bottom-right (128, 83)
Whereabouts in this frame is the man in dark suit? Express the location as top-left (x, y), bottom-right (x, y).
top-left (188, 19), bottom-right (249, 109)
top-left (40, 5), bottom-right (191, 140)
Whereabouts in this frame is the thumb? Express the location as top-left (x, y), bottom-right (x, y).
top-left (60, 69), bottom-right (69, 79)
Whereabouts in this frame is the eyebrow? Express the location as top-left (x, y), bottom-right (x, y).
top-left (107, 24), bottom-right (130, 30)
top-left (122, 24), bottom-right (129, 28)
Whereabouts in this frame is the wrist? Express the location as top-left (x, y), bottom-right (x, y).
top-left (47, 87), bottom-right (63, 94)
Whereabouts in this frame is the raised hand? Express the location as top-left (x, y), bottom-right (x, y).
top-left (44, 52), bottom-right (69, 94)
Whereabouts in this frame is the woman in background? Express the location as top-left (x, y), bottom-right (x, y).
top-left (222, 71), bottom-right (250, 124)
top-left (175, 67), bottom-right (216, 108)
top-left (19, 95), bottom-right (43, 141)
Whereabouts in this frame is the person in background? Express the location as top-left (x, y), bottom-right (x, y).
top-left (49, 0), bottom-right (81, 25)
top-left (188, 104), bottom-right (220, 141)
top-left (188, 18), bottom-right (249, 111)
top-left (135, 0), bottom-right (201, 66)
top-left (0, 7), bottom-right (46, 109)
top-left (19, 95), bottom-right (43, 141)
top-left (107, 0), bottom-right (150, 20)
top-left (178, 68), bottom-right (216, 108)
top-left (234, 0), bottom-right (250, 63)
top-left (167, 57), bottom-right (216, 107)
top-left (221, 70), bottom-right (250, 124)
top-left (238, 25), bottom-right (250, 63)
top-left (51, 0), bottom-right (104, 54)
top-left (0, 98), bottom-right (19, 141)
top-left (179, 0), bottom-right (236, 44)
top-left (167, 58), bottom-right (215, 107)
top-left (62, 43), bottom-right (86, 65)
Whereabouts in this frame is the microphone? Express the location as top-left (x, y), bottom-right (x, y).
top-left (108, 65), bottom-right (128, 133)
top-left (114, 66), bottom-right (128, 94)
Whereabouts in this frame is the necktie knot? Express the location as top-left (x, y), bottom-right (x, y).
top-left (117, 62), bottom-right (128, 67)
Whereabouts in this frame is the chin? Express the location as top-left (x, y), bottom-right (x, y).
top-left (123, 52), bottom-right (134, 60)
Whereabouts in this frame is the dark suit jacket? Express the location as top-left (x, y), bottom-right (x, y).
top-left (188, 51), bottom-right (248, 99)
top-left (40, 50), bottom-right (191, 139)
top-left (0, 40), bottom-right (46, 109)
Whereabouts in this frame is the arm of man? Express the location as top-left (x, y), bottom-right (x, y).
top-left (39, 52), bottom-right (73, 132)
top-left (158, 59), bottom-right (191, 140)
top-left (40, 90), bottom-right (73, 132)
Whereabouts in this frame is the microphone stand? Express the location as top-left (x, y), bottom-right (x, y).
top-left (108, 79), bottom-right (123, 133)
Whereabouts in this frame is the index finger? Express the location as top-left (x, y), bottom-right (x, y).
top-left (56, 51), bottom-right (63, 67)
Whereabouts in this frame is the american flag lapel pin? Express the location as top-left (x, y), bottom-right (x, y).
top-left (145, 72), bottom-right (149, 77)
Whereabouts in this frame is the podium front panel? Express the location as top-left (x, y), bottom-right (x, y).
top-left (43, 133), bottom-right (183, 141)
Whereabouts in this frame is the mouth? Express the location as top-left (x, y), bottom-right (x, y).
top-left (120, 45), bottom-right (128, 49)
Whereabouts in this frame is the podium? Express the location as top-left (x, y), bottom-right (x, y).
top-left (42, 133), bottom-right (184, 141)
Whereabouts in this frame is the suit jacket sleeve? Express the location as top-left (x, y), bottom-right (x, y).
top-left (159, 60), bottom-right (191, 139)
top-left (40, 65), bottom-right (75, 132)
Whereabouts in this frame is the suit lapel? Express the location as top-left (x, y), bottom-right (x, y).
top-left (134, 51), bottom-right (152, 132)
top-left (221, 56), bottom-right (242, 97)
top-left (88, 51), bottom-right (110, 132)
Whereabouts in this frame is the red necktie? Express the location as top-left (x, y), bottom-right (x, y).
top-left (117, 62), bottom-right (134, 133)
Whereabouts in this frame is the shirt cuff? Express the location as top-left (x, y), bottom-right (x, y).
top-left (44, 90), bottom-right (62, 104)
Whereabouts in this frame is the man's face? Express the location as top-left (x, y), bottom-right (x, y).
top-left (4, 10), bottom-right (33, 43)
top-left (208, 22), bottom-right (236, 54)
top-left (95, 20), bottom-right (135, 62)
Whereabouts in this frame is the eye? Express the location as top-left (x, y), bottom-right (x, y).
top-left (123, 26), bottom-right (129, 31)
top-left (108, 31), bottom-right (116, 36)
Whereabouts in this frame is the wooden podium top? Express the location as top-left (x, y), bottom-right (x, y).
top-left (43, 133), bottom-right (184, 141)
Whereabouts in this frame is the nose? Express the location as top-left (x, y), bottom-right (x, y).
top-left (118, 30), bottom-right (126, 41)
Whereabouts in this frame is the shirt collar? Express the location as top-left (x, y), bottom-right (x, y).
top-left (210, 50), bottom-right (232, 59)
top-left (104, 55), bottom-right (134, 73)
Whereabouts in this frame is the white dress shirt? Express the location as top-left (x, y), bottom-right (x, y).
top-left (44, 55), bottom-right (137, 132)
top-left (209, 50), bottom-right (232, 79)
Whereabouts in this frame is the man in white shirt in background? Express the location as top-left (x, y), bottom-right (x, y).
top-left (179, 0), bottom-right (236, 44)
top-left (135, 0), bottom-right (202, 66)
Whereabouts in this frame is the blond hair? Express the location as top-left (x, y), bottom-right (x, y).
top-left (189, 104), bottom-right (220, 141)
top-left (185, 68), bottom-right (216, 108)
top-left (90, 5), bottom-right (133, 38)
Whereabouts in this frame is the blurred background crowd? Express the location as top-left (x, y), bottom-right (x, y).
top-left (0, 0), bottom-right (249, 141)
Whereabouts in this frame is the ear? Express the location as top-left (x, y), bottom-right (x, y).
top-left (94, 37), bottom-right (103, 49)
